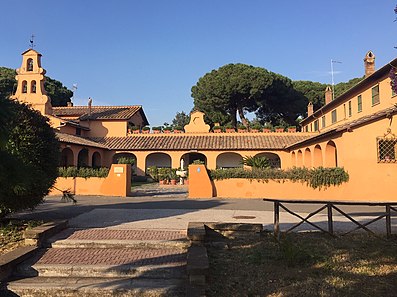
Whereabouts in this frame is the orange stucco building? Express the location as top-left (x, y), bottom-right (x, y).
top-left (10, 48), bottom-right (397, 199)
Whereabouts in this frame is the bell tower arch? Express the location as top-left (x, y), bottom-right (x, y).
top-left (11, 49), bottom-right (52, 115)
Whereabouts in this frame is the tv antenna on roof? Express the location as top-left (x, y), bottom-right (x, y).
top-left (331, 59), bottom-right (342, 101)
top-left (29, 34), bottom-right (35, 49)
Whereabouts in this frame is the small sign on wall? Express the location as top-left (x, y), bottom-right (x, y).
top-left (114, 167), bottom-right (124, 174)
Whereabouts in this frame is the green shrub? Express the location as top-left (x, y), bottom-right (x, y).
top-left (209, 167), bottom-right (349, 189)
top-left (58, 167), bottom-right (110, 178)
top-left (147, 166), bottom-right (159, 181)
top-left (0, 98), bottom-right (60, 218)
top-left (117, 157), bottom-right (135, 165)
top-left (242, 156), bottom-right (271, 169)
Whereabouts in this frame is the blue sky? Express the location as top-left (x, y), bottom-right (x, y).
top-left (1, 0), bottom-right (396, 127)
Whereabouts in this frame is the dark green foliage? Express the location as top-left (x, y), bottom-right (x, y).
top-left (58, 166), bottom-right (110, 178)
top-left (0, 67), bottom-right (72, 106)
top-left (146, 166), bottom-right (159, 181)
top-left (0, 97), bottom-right (60, 217)
top-left (171, 111), bottom-right (190, 129)
top-left (242, 156), bottom-right (270, 169)
top-left (293, 77), bottom-right (364, 113)
top-left (209, 167), bottom-right (349, 189)
top-left (192, 63), bottom-right (307, 128)
top-left (116, 157), bottom-right (135, 165)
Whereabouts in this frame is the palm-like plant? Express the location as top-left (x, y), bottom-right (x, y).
top-left (242, 156), bottom-right (271, 169)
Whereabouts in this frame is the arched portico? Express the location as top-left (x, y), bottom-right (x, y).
top-left (181, 152), bottom-right (207, 166)
top-left (255, 152), bottom-right (281, 168)
top-left (313, 145), bottom-right (323, 167)
top-left (60, 148), bottom-right (74, 167)
top-left (297, 150), bottom-right (303, 167)
top-left (77, 148), bottom-right (89, 167)
top-left (113, 152), bottom-right (137, 173)
top-left (92, 151), bottom-right (102, 168)
top-left (325, 141), bottom-right (338, 167)
top-left (304, 148), bottom-right (312, 167)
top-left (145, 152), bottom-right (172, 170)
top-left (216, 152), bottom-right (243, 169)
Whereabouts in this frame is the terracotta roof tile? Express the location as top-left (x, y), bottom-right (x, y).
top-left (92, 134), bottom-right (312, 151)
top-left (56, 132), bottom-right (108, 149)
top-left (52, 106), bottom-right (142, 120)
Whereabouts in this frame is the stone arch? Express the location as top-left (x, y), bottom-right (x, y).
top-left (304, 148), bottom-right (312, 167)
top-left (325, 141), bottom-right (338, 167)
top-left (145, 152), bottom-right (172, 170)
top-left (297, 150), bottom-right (303, 167)
top-left (291, 151), bottom-right (296, 167)
top-left (113, 152), bottom-right (137, 173)
top-left (92, 151), bottom-right (102, 168)
top-left (313, 145), bottom-right (323, 167)
top-left (255, 152), bottom-right (281, 168)
top-left (77, 148), bottom-right (89, 167)
top-left (60, 148), bottom-right (74, 167)
top-left (180, 152), bottom-right (207, 167)
top-left (31, 80), bottom-right (37, 93)
top-left (216, 152), bottom-right (243, 169)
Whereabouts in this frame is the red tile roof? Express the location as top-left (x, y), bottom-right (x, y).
top-left (56, 132), bottom-right (108, 149)
top-left (52, 106), bottom-right (143, 120)
top-left (92, 134), bottom-right (313, 151)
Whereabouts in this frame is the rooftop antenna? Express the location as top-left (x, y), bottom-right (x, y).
top-left (29, 34), bottom-right (35, 49)
top-left (331, 59), bottom-right (342, 101)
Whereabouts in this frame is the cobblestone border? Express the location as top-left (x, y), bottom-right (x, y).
top-left (0, 220), bottom-right (68, 284)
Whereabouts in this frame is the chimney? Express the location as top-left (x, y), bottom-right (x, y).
top-left (325, 86), bottom-right (332, 105)
top-left (67, 101), bottom-right (73, 107)
top-left (364, 51), bottom-right (375, 77)
top-left (307, 102), bottom-right (313, 116)
top-left (88, 97), bottom-right (92, 116)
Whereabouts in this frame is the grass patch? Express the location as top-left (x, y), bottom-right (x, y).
top-left (0, 219), bottom-right (43, 255)
top-left (206, 232), bottom-right (397, 297)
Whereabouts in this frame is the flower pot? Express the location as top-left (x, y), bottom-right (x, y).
top-left (170, 179), bottom-right (177, 185)
top-left (213, 129), bottom-right (222, 133)
top-left (275, 128), bottom-right (284, 133)
top-left (225, 128), bottom-right (235, 133)
top-left (288, 128), bottom-right (296, 133)
top-left (262, 128), bottom-right (271, 133)
top-left (250, 129), bottom-right (259, 133)
top-left (238, 129), bottom-right (247, 133)
top-left (142, 130), bottom-right (150, 134)
top-left (132, 130), bottom-right (140, 134)
top-left (164, 130), bottom-right (171, 134)
top-left (153, 130), bottom-right (161, 134)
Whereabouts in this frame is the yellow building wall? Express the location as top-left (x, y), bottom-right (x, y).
top-left (87, 120), bottom-right (127, 138)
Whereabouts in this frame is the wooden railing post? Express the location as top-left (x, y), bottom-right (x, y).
top-left (327, 203), bottom-right (334, 236)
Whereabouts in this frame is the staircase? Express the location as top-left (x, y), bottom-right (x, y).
top-left (6, 228), bottom-right (189, 296)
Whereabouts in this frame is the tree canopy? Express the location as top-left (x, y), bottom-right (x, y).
top-left (191, 63), bottom-right (307, 127)
top-left (171, 111), bottom-right (190, 129)
top-left (0, 93), bottom-right (59, 218)
top-left (0, 66), bottom-right (72, 106)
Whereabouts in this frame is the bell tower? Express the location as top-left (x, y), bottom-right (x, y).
top-left (11, 49), bottom-right (52, 115)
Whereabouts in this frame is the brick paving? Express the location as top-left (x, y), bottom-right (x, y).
top-left (65, 229), bottom-right (187, 241)
top-left (36, 248), bottom-right (186, 266)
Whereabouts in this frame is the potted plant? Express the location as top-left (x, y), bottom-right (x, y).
top-left (152, 126), bottom-right (162, 134)
top-left (131, 126), bottom-right (140, 134)
top-left (163, 126), bottom-right (173, 134)
top-left (237, 125), bottom-right (247, 133)
top-left (142, 126), bottom-right (150, 134)
top-left (158, 167), bottom-right (169, 184)
top-left (173, 126), bottom-right (183, 133)
top-left (213, 126), bottom-right (223, 133)
top-left (250, 123), bottom-right (262, 132)
top-left (262, 125), bottom-right (272, 133)
top-left (275, 126), bottom-right (285, 133)
top-left (169, 169), bottom-right (178, 185)
top-left (287, 126), bottom-right (297, 133)
top-left (225, 124), bottom-right (235, 133)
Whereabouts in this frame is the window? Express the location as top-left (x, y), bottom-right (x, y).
top-left (314, 120), bottom-right (319, 131)
top-left (377, 135), bottom-right (397, 163)
top-left (331, 110), bottom-right (337, 124)
top-left (348, 101), bottom-right (352, 117)
top-left (357, 95), bottom-right (362, 112)
top-left (310, 123), bottom-right (313, 132)
top-left (31, 80), bottom-right (36, 93)
top-left (305, 125), bottom-right (308, 132)
top-left (372, 85), bottom-right (380, 105)
top-left (321, 116), bottom-right (326, 128)
top-left (76, 128), bottom-right (82, 136)
top-left (343, 104), bottom-right (346, 119)
top-left (22, 81), bottom-right (27, 93)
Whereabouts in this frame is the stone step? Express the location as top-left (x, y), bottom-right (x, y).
top-left (5, 276), bottom-right (186, 297)
top-left (46, 228), bottom-right (189, 249)
top-left (16, 247), bottom-right (187, 279)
